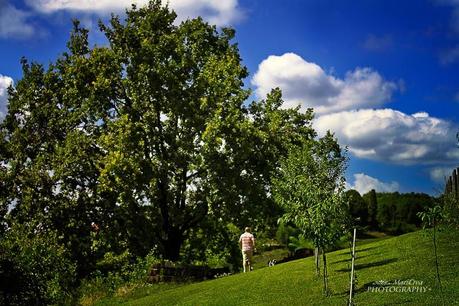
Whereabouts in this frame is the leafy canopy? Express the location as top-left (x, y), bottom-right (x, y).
top-left (0, 0), bottom-right (316, 268)
top-left (273, 132), bottom-right (348, 250)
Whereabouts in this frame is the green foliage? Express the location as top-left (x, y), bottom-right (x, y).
top-left (366, 189), bottom-right (378, 228)
top-left (345, 189), bottom-right (368, 227)
top-left (376, 200), bottom-right (392, 229)
top-left (78, 250), bottom-right (160, 304)
top-left (287, 235), bottom-right (314, 253)
top-left (0, 225), bottom-right (77, 305)
top-left (373, 192), bottom-right (434, 233)
top-left (417, 192), bottom-right (459, 304)
top-left (0, 4), bottom-right (326, 303)
top-left (417, 192), bottom-right (459, 230)
top-left (0, 1), bottom-right (315, 270)
top-left (272, 132), bottom-right (348, 294)
top-left (417, 203), bottom-right (448, 304)
top-left (181, 221), bottom-right (241, 270)
top-left (275, 223), bottom-right (299, 246)
top-left (437, 193), bottom-right (459, 227)
top-left (96, 250), bottom-right (132, 275)
top-left (273, 132), bottom-right (348, 251)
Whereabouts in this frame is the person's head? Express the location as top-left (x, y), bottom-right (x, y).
top-left (245, 227), bottom-right (251, 233)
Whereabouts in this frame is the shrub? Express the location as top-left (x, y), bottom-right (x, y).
top-left (96, 250), bottom-right (132, 275)
top-left (0, 225), bottom-right (77, 305)
top-left (78, 250), bottom-right (160, 304)
top-left (181, 222), bottom-right (241, 271)
top-left (275, 223), bottom-right (299, 246)
top-left (287, 235), bottom-right (314, 254)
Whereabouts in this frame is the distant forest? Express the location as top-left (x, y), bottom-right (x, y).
top-left (346, 189), bottom-right (435, 234)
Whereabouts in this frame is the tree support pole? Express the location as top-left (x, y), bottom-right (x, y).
top-left (348, 227), bottom-right (357, 306)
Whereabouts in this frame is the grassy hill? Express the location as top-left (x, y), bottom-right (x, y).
top-left (96, 228), bottom-right (459, 305)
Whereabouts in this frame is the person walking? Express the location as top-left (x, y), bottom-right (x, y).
top-left (239, 227), bottom-right (255, 272)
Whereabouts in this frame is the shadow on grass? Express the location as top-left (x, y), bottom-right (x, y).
top-left (357, 232), bottom-right (382, 239)
top-left (331, 255), bottom-right (370, 264)
top-left (335, 246), bottom-right (378, 257)
top-left (337, 281), bottom-right (375, 296)
top-left (356, 246), bottom-right (378, 253)
top-left (335, 258), bottom-right (398, 273)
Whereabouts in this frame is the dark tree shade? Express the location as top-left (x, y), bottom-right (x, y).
top-left (367, 189), bottom-right (378, 229)
top-left (345, 189), bottom-right (368, 227)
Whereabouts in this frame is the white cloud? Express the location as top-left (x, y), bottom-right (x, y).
top-left (315, 108), bottom-right (458, 165)
top-left (0, 74), bottom-right (13, 120)
top-left (27, 0), bottom-right (242, 26)
top-left (251, 53), bottom-right (398, 115)
top-left (347, 173), bottom-right (399, 195)
top-left (0, 2), bottom-right (35, 38)
top-left (170, 0), bottom-right (242, 25)
top-left (429, 167), bottom-right (454, 183)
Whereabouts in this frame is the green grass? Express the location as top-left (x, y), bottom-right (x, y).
top-left (354, 231), bottom-right (393, 246)
top-left (251, 247), bottom-right (290, 270)
top-left (96, 228), bottom-right (459, 305)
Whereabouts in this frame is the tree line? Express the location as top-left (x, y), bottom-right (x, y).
top-left (347, 189), bottom-right (435, 234)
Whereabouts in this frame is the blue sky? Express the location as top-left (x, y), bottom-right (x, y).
top-left (1, 0), bottom-right (459, 195)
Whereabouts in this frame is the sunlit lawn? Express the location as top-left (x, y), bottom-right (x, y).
top-left (96, 228), bottom-right (459, 305)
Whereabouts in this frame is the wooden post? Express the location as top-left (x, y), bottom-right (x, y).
top-left (348, 228), bottom-right (357, 306)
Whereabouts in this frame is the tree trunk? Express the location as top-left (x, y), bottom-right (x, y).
top-left (157, 175), bottom-right (182, 261)
top-left (322, 250), bottom-right (329, 295)
top-left (315, 247), bottom-right (320, 276)
top-left (162, 227), bottom-right (183, 261)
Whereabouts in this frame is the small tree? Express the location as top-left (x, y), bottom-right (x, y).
top-left (418, 204), bottom-right (444, 305)
top-left (273, 132), bottom-right (348, 295)
top-left (418, 193), bottom-right (459, 305)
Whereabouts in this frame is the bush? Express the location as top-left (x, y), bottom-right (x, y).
top-left (181, 222), bottom-right (241, 271)
top-left (0, 225), bottom-right (77, 305)
top-left (78, 250), bottom-right (160, 304)
top-left (96, 250), bottom-right (132, 275)
top-left (287, 235), bottom-right (314, 253)
top-left (386, 222), bottom-right (418, 235)
top-left (275, 223), bottom-right (299, 246)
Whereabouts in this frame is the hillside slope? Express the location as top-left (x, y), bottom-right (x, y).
top-left (100, 228), bottom-right (459, 305)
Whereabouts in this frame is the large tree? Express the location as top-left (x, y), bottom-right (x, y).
top-left (0, 0), bottom-right (314, 267)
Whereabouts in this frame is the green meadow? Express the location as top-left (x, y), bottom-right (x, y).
top-left (96, 228), bottom-right (459, 305)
